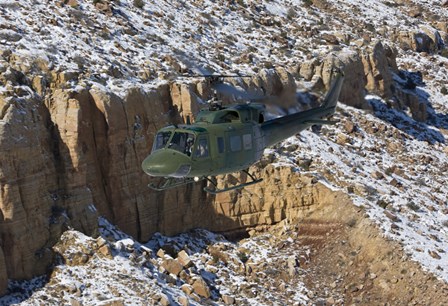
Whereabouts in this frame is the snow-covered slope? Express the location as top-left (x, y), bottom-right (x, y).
top-left (273, 99), bottom-right (448, 281)
top-left (0, 218), bottom-right (312, 305)
top-left (1, 0), bottom-right (448, 304)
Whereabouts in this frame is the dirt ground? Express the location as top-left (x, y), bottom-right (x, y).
top-left (295, 200), bottom-right (448, 305)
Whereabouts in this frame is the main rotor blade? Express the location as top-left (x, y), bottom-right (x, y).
top-left (212, 82), bottom-right (264, 101)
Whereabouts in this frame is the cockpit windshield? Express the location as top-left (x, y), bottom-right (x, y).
top-left (168, 132), bottom-right (196, 156)
top-left (152, 130), bottom-right (197, 156)
top-left (152, 131), bottom-right (172, 152)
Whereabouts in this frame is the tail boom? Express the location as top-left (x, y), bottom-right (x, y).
top-left (261, 72), bottom-right (344, 147)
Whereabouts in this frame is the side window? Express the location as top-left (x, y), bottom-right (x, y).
top-left (195, 138), bottom-right (209, 158)
top-left (243, 134), bottom-right (252, 150)
top-left (230, 135), bottom-right (242, 152)
top-left (217, 137), bottom-right (225, 154)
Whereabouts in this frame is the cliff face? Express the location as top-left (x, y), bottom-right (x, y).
top-left (0, 93), bottom-right (58, 287)
top-left (0, 65), bottom-right (218, 289)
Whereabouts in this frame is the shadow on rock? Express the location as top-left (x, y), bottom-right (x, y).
top-left (368, 70), bottom-right (446, 144)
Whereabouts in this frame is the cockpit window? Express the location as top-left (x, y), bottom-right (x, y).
top-left (168, 132), bottom-right (196, 156)
top-left (152, 131), bottom-right (172, 151)
top-left (195, 137), bottom-right (209, 158)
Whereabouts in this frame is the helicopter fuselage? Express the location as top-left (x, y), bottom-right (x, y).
top-left (142, 104), bottom-right (266, 179)
top-left (141, 72), bottom-right (345, 192)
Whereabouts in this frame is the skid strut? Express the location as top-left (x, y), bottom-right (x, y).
top-left (203, 170), bottom-right (263, 194)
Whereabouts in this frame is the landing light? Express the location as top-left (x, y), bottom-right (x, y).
top-left (194, 177), bottom-right (200, 182)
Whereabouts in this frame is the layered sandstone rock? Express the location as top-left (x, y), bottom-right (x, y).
top-left (209, 166), bottom-right (348, 232)
top-left (0, 94), bottom-right (57, 283)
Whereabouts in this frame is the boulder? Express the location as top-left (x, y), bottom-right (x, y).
top-left (178, 296), bottom-right (190, 306)
top-left (192, 276), bottom-right (211, 298)
top-left (397, 30), bottom-right (437, 53)
top-left (287, 255), bottom-right (299, 276)
top-left (408, 5), bottom-right (422, 18)
top-left (323, 52), bottom-right (368, 109)
top-left (53, 231), bottom-right (95, 266)
top-left (321, 33), bottom-right (340, 45)
top-left (435, 22), bottom-right (448, 33)
top-left (98, 244), bottom-right (113, 259)
top-left (170, 82), bottom-right (201, 123)
top-left (181, 283), bottom-right (194, 295)
top-left (161, 258), bottom-right (184, 276)
top-left (300, 51), bottom-right (367, 108)
top-left (299, 58), bottom-right (320, 81)
top-left (395, 90), bottom-right (427, 122)
top-left (421, 26), bottom-right (444, 51)
top-left (222, 295), bottom-right (236, 305)
top-left (159, 293), bottom-right (170, 306)
top-left (0, 29), bottom-right (22, 42)
top-left (177, 250), bottom-right (193, 268)
top-left (95, 1), bottom-right (113, 16)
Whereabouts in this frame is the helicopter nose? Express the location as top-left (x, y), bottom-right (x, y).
top-left (141, 150), bottom-right (191, 178)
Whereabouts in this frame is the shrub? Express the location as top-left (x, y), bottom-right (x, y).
top-left (441, 86), bottom-right (448, 95)
top-left (287, 7), bottom-right (296, 20)
top-left (133, 0), bottom-right (144, 9)
top-left (384, 1), bottom-right (400, 7)
top-left (365, 23), bottom-right (376, 33)
top-left (303, 0), bottom-right (313, 7)
top-left (237, 251), bottom-right (249, 263)
top-left (237, 0), bottom-right (247, 7)
top-left (217, 53), bottom-right (225, 62)
top-left (377, 199), bottom-right (388, 209)
top-left (406, 201), bottom-right (420, 212)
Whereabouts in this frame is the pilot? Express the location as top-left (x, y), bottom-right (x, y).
top-left (197, 141), bottom-right (208, 157)
top-left (185, 137), bottom-right (194, 156)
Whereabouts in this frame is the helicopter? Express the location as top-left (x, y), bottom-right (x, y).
top-left (141, 71), bottom-right (344, 194)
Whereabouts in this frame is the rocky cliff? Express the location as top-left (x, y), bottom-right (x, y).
top-left (1, 0), bottom-right (448, 298)
top-left (0, 39), bottom-right (429, 292)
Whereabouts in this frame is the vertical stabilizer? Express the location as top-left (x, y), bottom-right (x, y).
top-left (321, 72), bottom-right (345, 109)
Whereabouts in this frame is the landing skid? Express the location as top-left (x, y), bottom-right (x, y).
top-left (203, 170), bottom-right (263, 194)
top-left (148, 170), bottom-right (263, 193)
top-left (148, 177), bottom-right (201, 191)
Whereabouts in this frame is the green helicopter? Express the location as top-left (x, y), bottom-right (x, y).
top-left (142, 71), bottom-right (344, 194)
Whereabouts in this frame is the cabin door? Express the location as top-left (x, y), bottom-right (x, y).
top-left (225, 127), bottom-right (254, 170)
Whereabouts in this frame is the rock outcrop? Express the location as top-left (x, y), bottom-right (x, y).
top-left (362, 41), bottom-right (396, 98)
top-left (299, 51), bottom-right (368, 109)
top-left (394, 27), bottom-right (445, 53)
top-left (210, 166), bottom-right (346, 231)
top-left (0, 93), bottom-right (58, 282)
